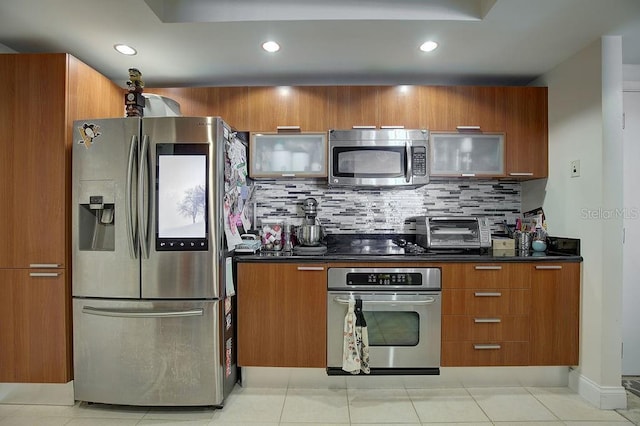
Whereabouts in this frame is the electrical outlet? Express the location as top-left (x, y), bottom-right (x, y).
top-left (570, 160), bottom-right (580, 177)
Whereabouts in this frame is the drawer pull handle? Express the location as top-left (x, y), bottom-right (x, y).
top-left (474, 292), bottom-right (502, 297)
top-left (297, 266), bottom-right (325, 271)
top-left (474, 344), bottom-right (501, 350)
top-left (474, 318), bottom-right (501, 323)
top-left (461, 173), bottom-right (476, 177)
top-left (535, 265), bottom-right (563, 270)
top-left (29, 272), bottom-right (60, 277)
top-left (281, 173), bottom-right (296, 177)
top-left (474, 265), bottom-right (502, 270)
top-left (456, 125), bottom-right (481, 131)
top-left (29, 263), bottom-right (60, 268)
top-left (509, 172), bottom-right (534, 176)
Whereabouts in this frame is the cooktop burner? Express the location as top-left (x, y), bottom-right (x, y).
top-left (323, 234), bottom-right (479, 256)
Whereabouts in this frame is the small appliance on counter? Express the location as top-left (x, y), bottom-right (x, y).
top-left (294, 197), bottom-right (327, 255)
top-left (415, 216), bottom-right (492, 251)
top-left (234, 234), bottom-right (262, 253)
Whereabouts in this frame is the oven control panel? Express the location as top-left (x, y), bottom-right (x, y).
top-left (328, 267), bottom-right (442, 290)
top-left (346, 272), bottom-right (423, 286)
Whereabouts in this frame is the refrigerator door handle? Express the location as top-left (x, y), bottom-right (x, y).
top-left (82, 306), bottom-right (204, 318)
top-left (138, 134), bottom-right (150, 259)
top-left (126, 134), bottom-right (139, 258)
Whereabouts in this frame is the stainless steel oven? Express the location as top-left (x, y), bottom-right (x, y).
top-left (328, 129), bottom-right (429, 187)
top-left (326, 267), bottom-right (441, 375)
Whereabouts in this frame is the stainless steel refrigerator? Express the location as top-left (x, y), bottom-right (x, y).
top-left (72, 116), bottom-right (243, 406)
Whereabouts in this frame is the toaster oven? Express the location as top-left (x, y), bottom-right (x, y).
top-left (416, 216), bottom-right (492, 250)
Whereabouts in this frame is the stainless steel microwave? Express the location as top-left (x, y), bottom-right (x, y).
top-left (328, 129), bottom-right (430, 187)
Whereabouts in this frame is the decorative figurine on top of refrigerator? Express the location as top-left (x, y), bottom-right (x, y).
top-left (125, 67), bottom-right (145, 117)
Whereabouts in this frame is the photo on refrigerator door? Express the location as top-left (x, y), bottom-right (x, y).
top-left (156, 143), bottom-right (209, 249)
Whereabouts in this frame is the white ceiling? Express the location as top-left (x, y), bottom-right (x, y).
top-left (1, 0), bottom-right (640, 88)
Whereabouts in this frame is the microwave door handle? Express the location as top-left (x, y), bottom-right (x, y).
top-left (405, 142), bottom-right (412, 183)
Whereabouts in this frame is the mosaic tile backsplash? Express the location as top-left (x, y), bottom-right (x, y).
top-left (253, 179), bottom-right (521, 234)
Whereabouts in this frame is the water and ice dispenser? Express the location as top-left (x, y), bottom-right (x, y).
top-left (78, 183), bottom-right (116, 251)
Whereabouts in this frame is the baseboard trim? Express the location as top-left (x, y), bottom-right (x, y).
top-left (0, 381), bottom-right (74, 405)
top-left (569, 369), bottom-right (628, 410)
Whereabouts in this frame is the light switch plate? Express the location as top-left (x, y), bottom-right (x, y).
top-left (570, 160), bottom-right (580, 177)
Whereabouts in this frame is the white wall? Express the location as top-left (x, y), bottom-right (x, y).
top-left (524, 36), bottom-right (626, 409)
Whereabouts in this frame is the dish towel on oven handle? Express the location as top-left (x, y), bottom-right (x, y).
top-left (342, 299), bottom-right (361, 373)
top-left (355, 299), bottom-right (370, 374)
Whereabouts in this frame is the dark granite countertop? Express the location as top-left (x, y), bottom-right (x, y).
top-left (234, 250), bottom-right (582, 263)
top-left (234, 234), bottom-right (582, 263)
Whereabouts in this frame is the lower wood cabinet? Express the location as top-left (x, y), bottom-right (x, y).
top-left (237, 262), bottom-right (327, 367)
top-left (441, 262), bottom-right (580, 367)
top-left (442, 341), bottom-right (530, 366)
top-left (0, 269), bottom-right (70, 383)
top-left (234, 260), bottom-right (579, 369)
top-left (529, 263), bottom-right (580, 365)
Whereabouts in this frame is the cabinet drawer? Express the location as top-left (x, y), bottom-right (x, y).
top-left (441, 341), bottom-right (529, 366)
top-left (444, 263), bottom-right (530, 289)
top-left (442, 289), bottom-right (529, 315)
top-left (442, 315), bottom-right (529, 341)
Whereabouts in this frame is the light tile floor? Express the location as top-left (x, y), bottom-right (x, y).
top-left (1, 386), bottom-right (638, 425)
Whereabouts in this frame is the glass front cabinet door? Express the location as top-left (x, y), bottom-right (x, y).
top-left (430, 133), bottom-right (505, 177)
top-left (250, 132), bottom-right (328, 178)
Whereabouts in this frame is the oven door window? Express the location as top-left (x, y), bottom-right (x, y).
top-left (333, 147), bottom-right (405, 178)
top-left (363, 311), bottom-right (420, 346)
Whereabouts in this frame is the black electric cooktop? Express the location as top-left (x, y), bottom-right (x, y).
top-left (324, 234), bottom-right (479, 257)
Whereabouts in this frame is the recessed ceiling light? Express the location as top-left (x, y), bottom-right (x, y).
top-left (419, 41), bottom-right (439, 52)
top-left (114, 44), bottom-right (137, 56)
top-left (262, 41), bottom-right (280, 53)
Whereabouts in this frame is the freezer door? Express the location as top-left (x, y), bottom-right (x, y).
top-left (140, 117), bottom-right (228, 299)
top-left (72, 118), bottom-right (141, 298)
top-left (73, 298), bottom-right (226, 406)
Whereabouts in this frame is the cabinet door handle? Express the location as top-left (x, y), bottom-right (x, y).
top-left (456, 125), bottom-right (481, 131)
top-left (352, 125), bottom-right (376, 129)
top-left (461, 173), bottom-right (476, 177)
top-left (509, 172), bottom-right (534, 176)
top-left (535, 265), bottom-right (563, 270)
top-left (380, 125), bottom-right (405, 129)
top-left (297, 266), bottom-right (325, 271)
top-left (474, 292), bottom-right (502, 297)
top-left (474, 344), bottom-right (501, 350)
top-left (29, 272), bottom-right (61, 277)
top-left (277, 125), bottom-right (301, 131)
top-left (474, 265), bottom-right (502, 270)
top-left (29, 263), bottom-right (60, 268)
top-left (281, 173), bottom-right (296, 177)
top-left (474, 318), bottom-right (501, 323)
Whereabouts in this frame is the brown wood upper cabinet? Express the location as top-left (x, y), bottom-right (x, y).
top-left (377, 86), bottom-right (424, 129)
top-left (504, 87), bottom-right (549, 179)
top-left (149, 87), bottom-right (250, 130)
top-left (423, 86), bottom-right (505, 132)
top-left (149, 84), bottom-right (549, 178)
top-left (248, 86), bottom-right (337, 132)
top-left (334, 86), bottom-right (379, 129)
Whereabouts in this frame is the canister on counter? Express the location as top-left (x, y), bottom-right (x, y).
top-left (514, 230), bottom-right (533, 253)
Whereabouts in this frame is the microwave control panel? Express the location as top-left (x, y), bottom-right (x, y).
top-left (412, 146), bottom-right (427, 176)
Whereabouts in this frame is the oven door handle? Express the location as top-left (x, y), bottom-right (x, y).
top-left (333, 296), bottom-right (436, 305)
